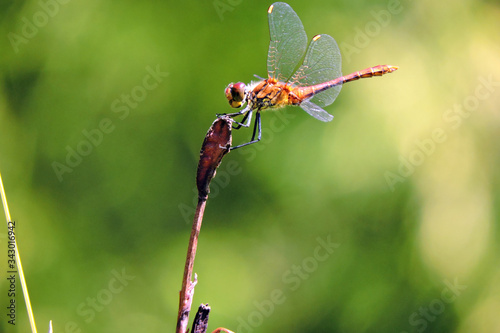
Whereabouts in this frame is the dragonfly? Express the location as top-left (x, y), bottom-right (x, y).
top-left (223, 2), bottom-right (398, 149)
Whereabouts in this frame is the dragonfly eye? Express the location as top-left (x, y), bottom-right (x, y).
top-left (225, 82), bottom-right (246, 108)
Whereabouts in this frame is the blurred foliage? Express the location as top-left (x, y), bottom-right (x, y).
top-left (1, 0), bottom-right (500, 332)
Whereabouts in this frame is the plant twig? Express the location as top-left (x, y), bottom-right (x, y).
top-left (176, 116), bottom-right (232, 333)
top-left (176, 198), bottom-right (204, 333)
top-left (211, 328), bottom-right (235, 333)
top-left (191, 303), bottom-right (210, 333)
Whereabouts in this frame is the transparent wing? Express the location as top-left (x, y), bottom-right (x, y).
top-left (289, 34), bottom-right (342, 107)
top-left (300, 99), bottom-right (334, 122)
top-left (267, 2), bottom-right (308, 82)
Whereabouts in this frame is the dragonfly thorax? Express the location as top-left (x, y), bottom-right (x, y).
top-left (249, 79), bottom-right (300, 111)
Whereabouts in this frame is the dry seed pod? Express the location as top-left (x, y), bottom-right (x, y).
top-left (196, 116), bottom-right (233, 200)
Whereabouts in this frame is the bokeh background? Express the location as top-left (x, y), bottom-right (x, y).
top-left (1, 0), bottom-right (499, 332)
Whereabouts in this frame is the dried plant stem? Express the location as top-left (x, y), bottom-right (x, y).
top-left (191, 303), bottom-right (210, 333)
top-left (211, 329), bottom-right (236, 333)
top-left (176, 197), bottom-right (207, 333)
top-left (176, 116), bottom-right (232, 333)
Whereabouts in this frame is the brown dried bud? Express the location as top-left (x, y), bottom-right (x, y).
top-left (196, 116), bottom-right (233, 200)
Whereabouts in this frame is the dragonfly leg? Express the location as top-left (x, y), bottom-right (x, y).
top-left (230, 112), bottom-right (262, 150)
top-left (250, 111), bottom-right (260, 141)
top-left (218, 106), bottom-right (253, 128)
top-left (217, 105), bottom-right (249, 118)
top-left (232, 109), bottom-right (253, 129)
top-left (253, 74), bottom-right (265, 80)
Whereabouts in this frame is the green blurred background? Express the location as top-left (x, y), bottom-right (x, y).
top-left (1, 0), bottom-right (499, 332)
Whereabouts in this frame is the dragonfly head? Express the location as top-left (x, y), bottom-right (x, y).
top-left (225, 82), bottom-right (247, 108)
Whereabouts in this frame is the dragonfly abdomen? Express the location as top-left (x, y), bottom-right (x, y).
top-left (297, 64), bottom-right (398, 100)
top-left (341, 64), bottom-right (398, 83)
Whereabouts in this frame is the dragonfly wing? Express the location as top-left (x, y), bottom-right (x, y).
top-left (290, 34), bottom-right (342, 107)
top-left (267, 2), bottom-right (307, 82)
top-left (300, 99), bottom-right (334, 122)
